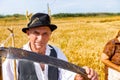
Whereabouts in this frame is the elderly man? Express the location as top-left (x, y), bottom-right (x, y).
top-left (2, 13), bottom-right (98, 80)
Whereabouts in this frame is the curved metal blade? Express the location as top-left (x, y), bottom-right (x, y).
top-left (0, 47), bottom-right (89, 80)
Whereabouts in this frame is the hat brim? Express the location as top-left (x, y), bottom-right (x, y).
top-left (22, 24), bottom-right (57, 33)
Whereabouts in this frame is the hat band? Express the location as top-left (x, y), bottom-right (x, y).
top-left (28, 17), bottom-right (50, 27)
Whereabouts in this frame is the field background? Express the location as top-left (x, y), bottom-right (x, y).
top-left (0, 15), bottom-right (120, 80)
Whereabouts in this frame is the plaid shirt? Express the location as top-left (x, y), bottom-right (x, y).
top-left (103, 38), bottom-right (120, 65)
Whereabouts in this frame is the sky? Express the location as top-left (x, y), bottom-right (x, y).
top-left (0, 0), bottom-right (120, 15)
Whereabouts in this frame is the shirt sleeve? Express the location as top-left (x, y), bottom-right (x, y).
top-left (2, 59), bottom-right (15, 80)
top-left (103, 40), bottom-right (116, 58)
top-left (59, 69), bottom-right (76, 80)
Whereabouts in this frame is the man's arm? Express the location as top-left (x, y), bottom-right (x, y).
top-left (2, 59), bottom-right (14, 80)
top-left (101, 53), bottom-right (120, 72)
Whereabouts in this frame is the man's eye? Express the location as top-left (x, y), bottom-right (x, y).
top-left (43, 33), bottom-right (48, 36)
top-left (32, 31), bottom-right (39, 35)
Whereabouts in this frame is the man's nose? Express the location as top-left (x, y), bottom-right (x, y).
top-left (37, 35), bottom-right (43, 40)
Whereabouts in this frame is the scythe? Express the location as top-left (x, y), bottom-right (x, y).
top-left (0, 47), bottom-right (90, 80)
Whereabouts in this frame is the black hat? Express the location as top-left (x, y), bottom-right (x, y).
top-left (22, 13), bottom-right (57, 33)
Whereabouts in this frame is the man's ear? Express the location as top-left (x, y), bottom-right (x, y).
top-left (26, 30), bottom-right (30, 39)
top-left (26, 30), bottom-right (29, 35)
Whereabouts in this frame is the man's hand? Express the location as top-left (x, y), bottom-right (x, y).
top-left (74, 66), bottom-right (98, 80)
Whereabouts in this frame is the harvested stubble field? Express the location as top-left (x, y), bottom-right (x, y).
top-left (1, 16), bottom-right (120, 80)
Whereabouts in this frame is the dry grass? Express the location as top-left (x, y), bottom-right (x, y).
top-left (1, 16), bottom-right (120, 80)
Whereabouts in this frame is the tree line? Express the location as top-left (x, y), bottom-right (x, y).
top-left (52, 13), bottom-right (120, 18)
top-left (0, 13), bottom-right (120, 19)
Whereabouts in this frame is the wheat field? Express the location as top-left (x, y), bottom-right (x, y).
top-left (0, 16), bottom-right (120, 80)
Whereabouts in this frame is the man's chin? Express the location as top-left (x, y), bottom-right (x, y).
top-left (36, 45), bottom-right (41, 48)
top-left (35, 44), bottom-right (42, 48)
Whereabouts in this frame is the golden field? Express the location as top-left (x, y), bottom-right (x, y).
top-left (0, 16), bottom-right (120, 80)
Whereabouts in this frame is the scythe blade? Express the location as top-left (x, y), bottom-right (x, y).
top-left (0, 47), bottom-right (89, 80)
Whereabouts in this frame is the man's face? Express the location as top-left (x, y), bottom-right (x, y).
top-left (26, 26), bottom-right (52, 52)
